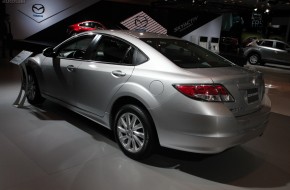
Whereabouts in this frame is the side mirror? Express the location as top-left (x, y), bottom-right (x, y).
top-left (43, 47), bottom-right (55, 57)
top-left (73, 49), bottom-right (85, 59)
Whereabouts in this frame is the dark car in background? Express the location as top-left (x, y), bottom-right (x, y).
top-left (219, 37), bottom-right (246, 66)
top-left (244, 39), bottom-right (290, 65)
top-left (67, 20), bottom-right (106, 36)
top-left (219, 37), bottom-right (239, 53)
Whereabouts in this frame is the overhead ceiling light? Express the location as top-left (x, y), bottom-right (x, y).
top-left (254, 8), bottom-right (258, 11)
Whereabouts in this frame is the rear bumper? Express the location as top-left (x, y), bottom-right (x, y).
top-left (152, 94), bottom-right (271, 153)
top-left (161, 125), bottom-right (266, 154)
top-left (161, 106), bottom-right (269, 154)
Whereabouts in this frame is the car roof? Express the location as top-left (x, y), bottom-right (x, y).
top-left (260, 39), bottom-right (287, 43)
top-left (87, 30), bottom-right (179, 40)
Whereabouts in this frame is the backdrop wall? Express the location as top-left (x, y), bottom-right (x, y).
top-left (6, 0), bottom-right (100, 39)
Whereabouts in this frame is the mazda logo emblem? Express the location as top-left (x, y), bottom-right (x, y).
top-left (134, 16), bottom-right (148, 28)
top-left (32, 4), bottom-right (45, 14)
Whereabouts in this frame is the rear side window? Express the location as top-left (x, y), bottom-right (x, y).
top-left (91, 36), bottom-right (133, 64)
top-left (142, 38), bottom-right (233, 68)
top-left (276, 42), bottom-right (286, 50)
top-left (134, 49), bottom-right (148, 65)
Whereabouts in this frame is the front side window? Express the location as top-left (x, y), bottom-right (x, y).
top-left (58, 36), bottom-right (95, 59)
top-left (91, 36), bottom-right (133, 64)
top-left (142, 38), bottom-right (234, 68)
top-left (260, 40), bottom-right (274, 48)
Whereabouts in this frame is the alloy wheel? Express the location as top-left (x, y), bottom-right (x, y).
top-left (117, 112), bottom-right (145, 153)
top-left (249, 54), bottom-right (259, 65)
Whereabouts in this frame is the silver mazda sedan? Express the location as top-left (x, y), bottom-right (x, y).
top-left (25, 30), bottom-right (271, 160)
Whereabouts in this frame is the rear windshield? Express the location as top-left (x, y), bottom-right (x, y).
top-left (142, 38), bottom-right (234, 68)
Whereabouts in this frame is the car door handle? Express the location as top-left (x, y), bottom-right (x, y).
top-left (112, 70), bottom-right (126, 77)
top-left (67, 65), bottom-right (76, 72)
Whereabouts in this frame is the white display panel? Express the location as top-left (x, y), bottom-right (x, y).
top-left (199, 36), bottom-right (208, 49)
top-left (210, 37), bottom-right (219, 53)
top-left (182, 16), bottom-right (223, 47)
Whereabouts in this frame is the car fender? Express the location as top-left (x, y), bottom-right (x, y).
top-left (244, 48), bottom-right (261, 58)
top-left (106, 81), bottom-right (162, 113)
top-left (26, 55), bottom-right (46, 90)
top-left (26, 55), bottom-right (43, 68)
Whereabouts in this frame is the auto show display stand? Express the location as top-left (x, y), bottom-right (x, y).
top-left (10, 50), bottom-right (33, 108)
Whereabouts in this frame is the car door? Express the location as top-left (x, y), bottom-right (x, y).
top-left (259, 40), bottom-right (275, 62)
top-left (274, 41), bottom-right (290, 64)
top-left (73, 35), bottom-right (135, 116)
top-left (41, 35), bottom-right (95, 103)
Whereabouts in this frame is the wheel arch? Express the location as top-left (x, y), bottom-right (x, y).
top-left (109, 96), bottom-right (160, 145)
top-left (247, 50), bottom-right (262, 59)
top-left (23, 59), bottom-right (37, 83)
top-left (246, 50), bottom-right (263, 65)
top-left (25, 62), bottom-right (35, 75)
top-left (25, 57), bottom-right (45, 91)
top-left (24, 59), bottom-right (45, 105)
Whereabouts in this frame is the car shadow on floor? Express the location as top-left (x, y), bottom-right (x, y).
top-left (144, 147), bottom-right (288, 188)
top-left (143, 112), bottom-right (290, 188)
top-left (27, 101), bottom-right (116, 146)
top-left (27, 101), bottom-right (290, 189)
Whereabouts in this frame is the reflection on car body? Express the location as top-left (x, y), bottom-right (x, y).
top-left (25, 30), bottom-right (271, 160)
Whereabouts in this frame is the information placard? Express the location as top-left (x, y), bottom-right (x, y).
top-left (10, 50), bottom-right (33, 65)
top-left (11, 50), bottom-right (34, 108)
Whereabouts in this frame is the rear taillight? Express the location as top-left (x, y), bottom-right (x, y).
top-left (173, 84), bottom-right (235, 102)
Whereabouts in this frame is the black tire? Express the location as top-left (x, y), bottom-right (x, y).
top-left (26, 71), bottom-right (45, 105)
top-left (114, 104), bottom-right (156, 160)
top-left (248, 53), bottom-right (261, 65)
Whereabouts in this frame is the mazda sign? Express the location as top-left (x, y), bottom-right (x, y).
top-left (32, 4), bottom-right (45, 14)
